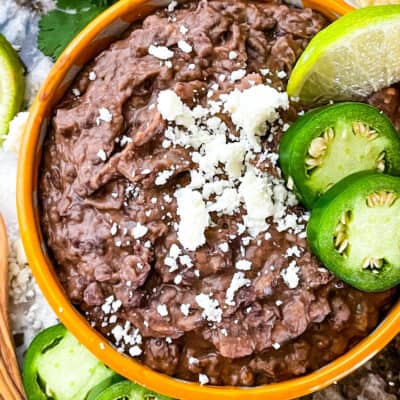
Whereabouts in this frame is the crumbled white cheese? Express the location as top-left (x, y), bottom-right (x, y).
top-left (228, 51), bottom-right (238, 60)
top-left (156, 84), bottom-right (301, 254)
top-left (179, 255), bottom-right (193, 268)
top-left (110, 222), bottom-right (118, 236)
top-left (285, 245), bottom-right (301, 258)
top-left (164, 194), bottom-right (173, 203)
top-left (111, 324), bottom-right (142, 351)
top-left (223, 84), bottom-right (289, 151)
top-left (189, 356), bottom-right (199, 365)
top-left (180, 303), bottom-right (190, 316)
top-left (225, 272), bottom-right (250, 306)
top-left (277, 70), bottom-right (287, 79)
top-left (129, 345), bottom-right (142, 357)
top-left (281, 261), bottom-right (300, 289)
top-left (167, 0), bottom-right (177, 12)
top-left (132, 223), bottom-right (148, 239)
top-left (88, 71), bottom-right (97, 81)
top-left (272, 342), bottom-right (281, 350)
top-left (157, 90), bottom-right (194, 127)
top-left (148, 44), bottom-right (174, 60)
top-left (175, 187), bottom-right (209, 251)
top-left (178, 40), bottom-right (192, 53)
top-left (155, 170), bottom-right (174, 186)
top-left (119, 135), bottom-right (132, 147)
top-left (235, 259), bottom-right (252, 271)
top-left (72, 87), bottom-right (81, 97)
top-left (169, 243), bottom-right (181, 258)
top-left (239, 168), bottom-right (273, 236)
top-left (237, 223), bottom-right (246, 235)
top-left (218, 242), bottom-right (229, 253)
top-left (242, 237), bottom-right (251, 246)
top-left (224, 142), bottom-right (246, 178)
top-left (230, 69), bottom-right (246, 82)
top-left (174, 274), bottom-right (183, 284)
top-left (276, 213), bottom-right (300, 233)
top-left (195, 293), bottom-right (222, 323)
top-left (221, 328), bottom-right (228, 336)
top-left (111, 325), bottom-right (125, 342)
top-left (162, 139), bottom-right (172, 148)
top-left (97, 149), bottom-right (107, 161)
top-left (199, 373), bottom-right (209, 385)
top-left (96, 107), bottom-right (113, 125)
top-left (208, 188), bottom-right (241, 215)
top-left (157, 304), bottom-right (169, 317)
top-left (179, 25), bottom-right (188, 34)
top-left (165, 256), bottom-right (178, 272)
top-left (101, 296), bottom-right (114, 314)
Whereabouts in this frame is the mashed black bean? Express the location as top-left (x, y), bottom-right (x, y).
top-left (40, 0), bottom-right (395, 386)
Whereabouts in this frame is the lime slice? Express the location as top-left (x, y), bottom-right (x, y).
top-left (0, 34), bottom-right (25, 142)
top-left (287, 6), bottom-right (400, 105)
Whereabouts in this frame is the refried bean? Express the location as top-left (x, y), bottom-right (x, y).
top-left (39, 0), bottom-right (396, 386)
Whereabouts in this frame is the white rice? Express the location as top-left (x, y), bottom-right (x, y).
top-left (0, 0), bottom-right (58, 365)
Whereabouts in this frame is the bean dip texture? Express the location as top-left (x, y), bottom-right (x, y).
top-left (40, 0), bottom-right (395, 386)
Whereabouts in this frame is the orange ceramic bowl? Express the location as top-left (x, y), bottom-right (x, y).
top-left (17, 0), bottom-right (399, 399)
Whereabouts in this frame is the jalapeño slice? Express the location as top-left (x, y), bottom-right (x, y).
top-left (86, 375), bottom-right (125, 400)
top-left (307, 172), bottom-right (400, 292)
top-left (23, 324), bottom-right (116, 400)
top-left (279, 102), bottom-right (400, 208)
top-left (93, 381), bottom-right (174, 400)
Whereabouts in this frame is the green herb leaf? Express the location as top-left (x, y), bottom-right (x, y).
top-left (38, 0), bottom-right (116, 60)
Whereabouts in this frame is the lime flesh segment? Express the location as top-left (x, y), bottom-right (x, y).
top-left (288, 6), bottom-right (400, 105)
top-left (0, 34), bottom-right (25, 141)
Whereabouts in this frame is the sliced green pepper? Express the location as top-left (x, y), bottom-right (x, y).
top-left (86, 375), bottom-right (125, 400)
top-left (279, 102), bottom-right (400, 208)
top-left (23, 324), bottom-right (116, 400)
top-left (307, 172), bottom-right (400, 292)
top-left (93, 381), bottom-right (174, 400)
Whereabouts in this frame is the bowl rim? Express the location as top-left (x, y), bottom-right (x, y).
top-left (17, 0), bottom-right (400, 399)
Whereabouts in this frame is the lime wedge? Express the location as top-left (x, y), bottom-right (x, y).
top-left (287, 6), bottom-right (400, 105)
top-left (0, 34), bottom-right (25, 142)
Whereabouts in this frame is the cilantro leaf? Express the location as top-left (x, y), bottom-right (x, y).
top-left (38, 0), bottom-right (116, 60)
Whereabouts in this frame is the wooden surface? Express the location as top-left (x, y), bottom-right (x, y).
top-left (0, 215), bottom-right (25, 399)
